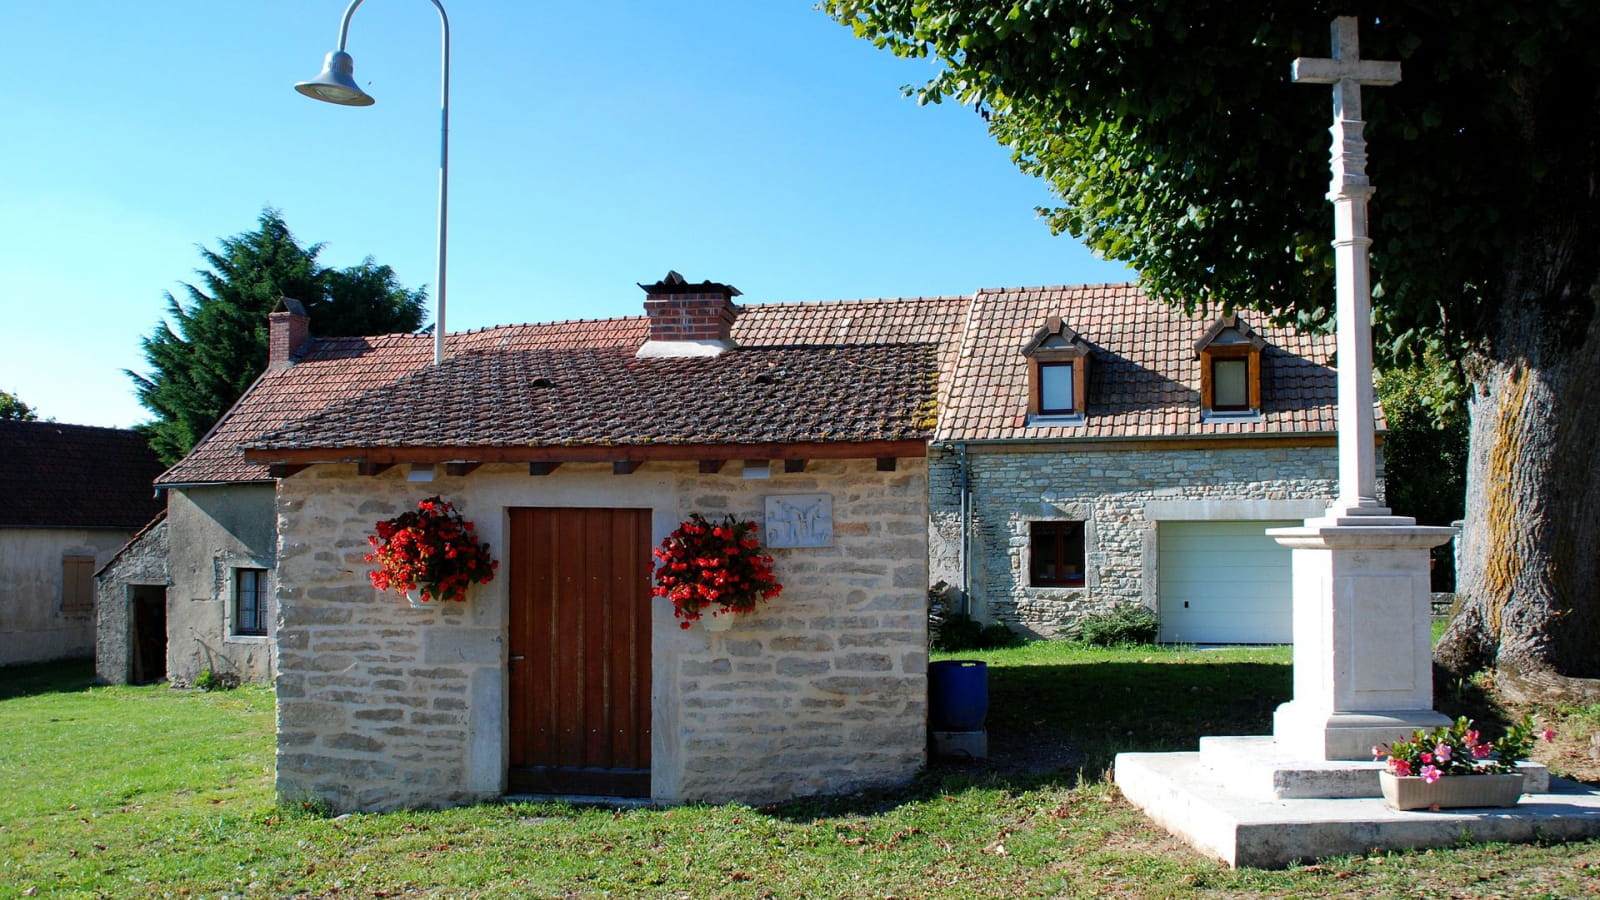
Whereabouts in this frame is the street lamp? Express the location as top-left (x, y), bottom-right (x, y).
top-left (296, 0), bottom-right (451, 365)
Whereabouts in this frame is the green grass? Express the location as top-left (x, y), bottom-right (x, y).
top-left (3, 652), bottom-right (1598, 899)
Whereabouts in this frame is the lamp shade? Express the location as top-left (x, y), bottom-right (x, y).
top-left (294, 50), bottom-right (375, 106)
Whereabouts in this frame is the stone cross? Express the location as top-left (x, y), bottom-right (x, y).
top-left (1293, 17), bottom-right (1400, 518)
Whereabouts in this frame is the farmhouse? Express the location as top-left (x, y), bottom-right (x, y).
top-left (0, 421), bottom-right (164, 667)
top-left (929, 285), bottom-right (1340, 643)
top-left (125, 272), bottom-right (1341, 810)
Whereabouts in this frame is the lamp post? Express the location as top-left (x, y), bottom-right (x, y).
top-left (296, 0), bottom-right (451, 365)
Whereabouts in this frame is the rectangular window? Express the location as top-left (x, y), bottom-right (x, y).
top-left (1038, 362), bottom-right (1076, 415)
top-left (1212, 357), bottom-right (1250, 410)
top-left (234, 568), bottom-right (268, 637)
top-left (62, 555), bottom-right (95, 615)
top-left (1029, 522), bottom-right (1086, 587)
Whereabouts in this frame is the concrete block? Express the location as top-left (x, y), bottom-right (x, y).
top-left (931, 730), bottom-right (987, 760)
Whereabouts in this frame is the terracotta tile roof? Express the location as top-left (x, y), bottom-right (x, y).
top-left (936, 283), bottom-right (1337, 442)
top-left (163, 283), bottom-right (1338, 480)
top-left (247, 343), bottom-right (940, 452)
top-left (1, 421), bottom-right (165, 528)
top-left (157, 319), bottom-right (647, 485)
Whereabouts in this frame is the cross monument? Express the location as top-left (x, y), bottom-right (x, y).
top-left (1267, 17), bottom-right (1456, 760)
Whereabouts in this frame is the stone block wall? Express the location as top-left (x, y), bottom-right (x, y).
top-left (662, 459), bottom-right (928, 803)
top-left (272, 458), bottom-right (927, 813)
top-left (929, 443), bottom-right (1339, 638)
top-left (95, 516), bottom-right (168, 685)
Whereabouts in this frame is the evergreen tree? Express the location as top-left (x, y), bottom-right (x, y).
top-left (130, 210), bottom-right (425, 464)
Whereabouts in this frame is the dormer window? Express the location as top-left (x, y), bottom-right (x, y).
top-left (1022, 317), bottom-right (1091, 425)
top-left (1194, 314), bottom-right (1267, 418)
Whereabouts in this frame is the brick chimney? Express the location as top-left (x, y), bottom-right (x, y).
top-left (267, 297), bottom-right (311, 369)
top-left (636, 271), bottom-right (741, 358)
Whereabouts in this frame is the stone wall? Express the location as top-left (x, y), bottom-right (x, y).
top-left (95, 516), bottom-right (168, 684)
top-left (929, 442), bottom-right (1339, 638)
top-left (166, 485), bottom-right (277, 685)
top-left (272, 458), bottom-right (927, 813)
top-left (661, 459), bottom-right (928, 804)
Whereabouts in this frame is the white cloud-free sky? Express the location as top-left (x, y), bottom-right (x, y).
top-left (2, 1), bottom-right (1129, 428)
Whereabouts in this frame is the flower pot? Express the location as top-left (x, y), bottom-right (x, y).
top-left (703, 613), bottom-right (734, 632)
top-left (1378, 770), bottom-right (1524, 810)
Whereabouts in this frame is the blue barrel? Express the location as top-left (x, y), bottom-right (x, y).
top-left (928, 660), bottom-right (988, 731)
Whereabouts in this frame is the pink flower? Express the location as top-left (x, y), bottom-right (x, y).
top-left (1434, 743), bottom-right (1452, 762)
top-left (1388, 759), bottom-right (1412, 777)
top-left (1472, 743), bottom-right (1492, 759)
top-left (1371, 745), bottom-right (1385, 761)
top-left (1421, 764), bottom-right (1442, 784)
top-left (1420, 752), bottom-right (1433, 764)
top-left (1540, 728), bottom-right (1557, 742)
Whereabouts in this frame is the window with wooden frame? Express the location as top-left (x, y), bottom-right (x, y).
top-left (1194, 314), bottom-right (1267, 417)
top-left (233, 567), bottom-right (268, 637)
top-left (1022, 316), bottom-right (1091, 422)
top-left (61, 555), bottom-right (95, 616)
top-left (1029, 521), bottom-right (1086, 587)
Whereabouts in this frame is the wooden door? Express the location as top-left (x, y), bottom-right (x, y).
top-left (508, 507), bottom-right (653, 796)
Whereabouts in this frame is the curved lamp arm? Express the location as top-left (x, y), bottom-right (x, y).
top-left (296, 0), bottom-right (451, 365)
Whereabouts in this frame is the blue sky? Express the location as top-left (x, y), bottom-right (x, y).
top-left (3, 1), bottom-right (1129, 429)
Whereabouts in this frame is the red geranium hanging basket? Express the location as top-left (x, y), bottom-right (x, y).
top-left (366, 496), bottom-right (497, 603)
top-left (653, 513), bottom-right (782, 628)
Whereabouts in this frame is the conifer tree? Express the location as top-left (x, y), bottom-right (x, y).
top-left (130, 210), bottom-right (425, 464)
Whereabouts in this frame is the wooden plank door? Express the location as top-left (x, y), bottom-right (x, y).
top-left (508, 507), bottom-right (652, 797)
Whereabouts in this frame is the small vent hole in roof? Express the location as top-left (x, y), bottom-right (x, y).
top-left (529, 376), bottom-right (555, 388)
top-left (754, 371), bottom-right (783, 385)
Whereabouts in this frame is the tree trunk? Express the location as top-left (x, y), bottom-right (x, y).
top-left (1436, 272), bottom-right (1600, 694)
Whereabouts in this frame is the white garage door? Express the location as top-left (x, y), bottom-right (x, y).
top-left (1157, 520), bottom-right (1297, 644)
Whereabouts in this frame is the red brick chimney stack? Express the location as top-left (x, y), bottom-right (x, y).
top-left (268, 298), bottom-right (311, 369)
top-left (636, 271), bottom-right (741, 357)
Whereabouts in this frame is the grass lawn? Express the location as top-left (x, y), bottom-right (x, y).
top-left (3, 648), bottom-right (1598, 899)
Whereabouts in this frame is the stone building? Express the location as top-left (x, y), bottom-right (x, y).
top-left (142, 273), bottom-right (1344, 810)
top-left (94, 511), bottom-right (168, 684)
top-left (238, 274), bottom-right (963, 811)
top-left (929, 284), bottom-right (1340, 643)
top-left (0, 421), bottom-right (164, 666)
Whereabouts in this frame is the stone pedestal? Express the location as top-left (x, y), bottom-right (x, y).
top-left (1267, 512), bottom-right (1456, 760)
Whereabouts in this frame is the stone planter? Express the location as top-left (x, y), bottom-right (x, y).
top-left (1378, 770), bottom-right (1524, 810)
top-left (703, 613), bottom-right (734, 632)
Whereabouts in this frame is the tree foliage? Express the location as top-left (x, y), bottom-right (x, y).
top-left (0, 390), bottom-right (39, 421)
top-left (827, 0), bottom-right (1599, 361)
top-left (1377, 360), bottom-right (1469, 589)
top-left (829, 1), bottom-right (1600, 684)
top-left (130, 210), bottom-right (426, 465)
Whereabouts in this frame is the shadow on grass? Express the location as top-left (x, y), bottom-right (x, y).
top-left (0, 658), bottom-right (99, 701)
top-left (768, 655), bottom-right (1292, 821)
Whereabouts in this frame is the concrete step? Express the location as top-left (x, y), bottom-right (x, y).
top-left (1115, 749), bottom-right (1600, 869)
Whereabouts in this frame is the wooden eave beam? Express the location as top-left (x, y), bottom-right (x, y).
top-left (268, 464), bottom-right (309, 479)
top-left (528, 461), bottom-right (561, 476)
top-left (242, 438), bottom-right (928, 467)
top-left (784, 458), bottom-right (808, 473)
top-left (612, 460), bottom-right (642, 475)
top-left (356, 462), bottom-right (394, 477)
top-left (698, 459), bottom-right (726, 474)
top-left (444, 462), bottom-right (481, 477)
